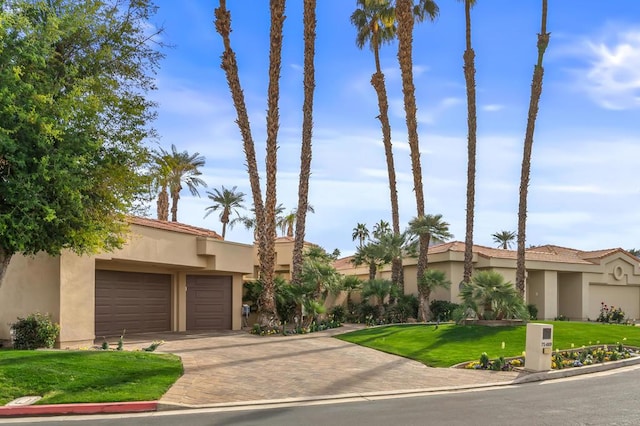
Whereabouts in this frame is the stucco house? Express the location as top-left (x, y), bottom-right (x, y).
top-left (0, 217), bottom-right (254, 348)
top-left (334, 242), bottom-right (640, 321)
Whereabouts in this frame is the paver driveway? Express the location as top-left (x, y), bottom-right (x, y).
top-left (126, 325), bottom-right (519, 407)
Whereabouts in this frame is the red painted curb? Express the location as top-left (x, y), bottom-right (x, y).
top-left (0, 401), bottom-right (157, 417)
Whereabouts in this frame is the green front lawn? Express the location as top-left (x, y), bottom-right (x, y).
top-left (0, 350), bottom-right (183, 405)
top-left (336, 321), bottom-right (640, 367)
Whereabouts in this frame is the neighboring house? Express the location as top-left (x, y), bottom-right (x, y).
top-left (334, 242), bottom-right (640, 321)
top-left (247, 236), bottom-right (317, 281)
top-left (0, 217), bottom-right (254, 348)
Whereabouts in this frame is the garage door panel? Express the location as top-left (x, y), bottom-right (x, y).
top-left (95, 270), bottom-right (171, 337)
top-left (186, 275), bottom-right (232, 330)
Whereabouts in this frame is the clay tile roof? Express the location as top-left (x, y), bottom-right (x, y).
top-left (128, 216), bottom-right (223, 240)
top-left (275, 236), bottom-right (295, 243)
top-left (578, 248), bottom-right (622, 260)
top-left (333, 255), bottom-right (355, 270)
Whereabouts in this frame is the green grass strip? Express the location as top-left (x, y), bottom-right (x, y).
top-left (0, 350), bottom-right (182, 405)
top-left (336, 321), bottom-right (640, 367)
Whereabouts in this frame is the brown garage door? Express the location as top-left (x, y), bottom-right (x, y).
top-left (95, 270), bottom-right (171, 337)
top-left (186, 275), bottom-right (232, 330)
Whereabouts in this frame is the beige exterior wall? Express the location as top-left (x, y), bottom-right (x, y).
top-left (2, 222), bottom-right (254, 347)
top-left (97, 225), bottom-right (253, 274)
top-left (0, 253), bottom-right (61, 343)
top-left (589, 285), bottom-right (640, 321)
top-left (59, 252), bottom-right (96, 348)
top-left (558, 272), bottom-right (584, 320)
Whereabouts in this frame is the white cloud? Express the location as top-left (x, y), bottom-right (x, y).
top-left (482, 104), bottom-right (504, 112)
top-left (563, 27), bottom-right (640, 109)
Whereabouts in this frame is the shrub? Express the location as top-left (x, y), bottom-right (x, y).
top-left (386, 294), bottom-right (419, 323)
top-left (527, 304), bottom-right (538, 320)
top-left (11, 313), bottom-right (60, 350)
top-left (329, 305), bottom-right (346, 323)
top-left (429, 300), bottom-right (459, 322)
top-left (458, 271), bottom-right (528, 321)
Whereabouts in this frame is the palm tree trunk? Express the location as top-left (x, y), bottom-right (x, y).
top-left (516, 0), bottom-right (549, 297)
top-left (215, 2), bottom-right (272, 323)
top-left (396, 0), bottom-right (426, 296)
top-left (170, 191), bottom-right (179, 222)
top-left (462, 0), bottom-right (477, 285)
top-left (291, 0), bottom-right (316, 287)
top-left (258, 0), bottom-right (286, 326)
top-left (371, 41), bottom-right (402, 295)
top-left (368, 262), bottom-right (376, 281)
top-left (156, 186), bottom-right (169, 221)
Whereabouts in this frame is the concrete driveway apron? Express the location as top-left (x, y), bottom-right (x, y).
top-left (136, 325), bottom-right (518, 407)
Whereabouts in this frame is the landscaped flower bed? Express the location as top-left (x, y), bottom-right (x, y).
top-left (459, 342), bottom-right (639, 371)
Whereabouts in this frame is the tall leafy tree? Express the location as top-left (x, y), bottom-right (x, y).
top-left (351, 0), bottom-right (405, 293)
top-left (492, 230), bottom-right (516, 249)
top-left (395, 0), bottom-right (439, 298)
top-left (291, 0), bottom-right (317, 287)
top-left (516, 0), bottom-right (550, 297)
top-left (204, 185), bottom-right (246, 239)
top-left (0, 0), bottom-right (163, 286)
top-left (460, 0), bottom-right (478, 286)
top-left (214, 0), bottom-right (285, 325)
top-left (408, 213), bottom-right (452, 321)
top-left (165, 144), bottom-right (206, 222)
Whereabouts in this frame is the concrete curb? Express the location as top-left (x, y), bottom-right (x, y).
top-left (512, 354), bottom-right (640, 384)
top-left (0, 401), bottom-right (157, 418)
top-left (156, 381), bottom-right (513, 411)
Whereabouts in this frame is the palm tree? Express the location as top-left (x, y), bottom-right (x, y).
top-left (351, 0), bottom-right (404, 296)
top-left (372, 219), bottom-right (391, 239)
top-left (377, 230), bottom-right (406, 295)
top-left (342, 275), bottom-right (364, 308)
top-left (151, 145), bottom-right (206, 222)
top-left (352, 241), bottom-right (390, 281)
top-left (516, 0), bottom-right (550, 297)
top-left (279, 205), bottom-right (315, 237)
top-left (492, 230), bottom-right (516, 249)
top-left (627, 248), bottom-right (640, 258)
top-left (291, 0), bottom-right (318, 288)
top-left (418, 269), bottom-right (451, 321)
top-left (460, 0), bottom-right (478, 286)
top-left (258, 0), bottom-right (286, 325)
top-left (241, 203), bottom-right (286, 240)
top-left (396, 0), bottom-right (439, 297)
top-left (163, 144), bottom-right (207, 222)
top-left (203, 185), bottom-right (246, 239)
top-left (407, 214), bottom-right (452, 264)
top-left (408, 213), bottom-right (452, 321)
top-left (458, 270), bottom-right (528, 321)
top-left (150, 147), bottom-right (172, 221)
top-left (214, 1), bottom-right (283, 325)
top-left (352, 223), bottom-right (370, 248)
top-left (362, 278), bottom-right (398, 316)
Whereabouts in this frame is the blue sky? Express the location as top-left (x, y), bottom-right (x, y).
top-left (148, 0), bottom-right (640, 256)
